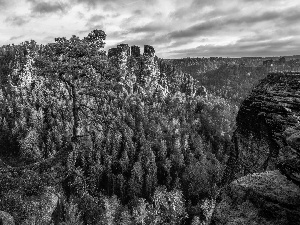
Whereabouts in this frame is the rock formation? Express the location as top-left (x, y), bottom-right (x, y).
top-left (223, 72), bottom-right (300, 183)
top-left (107, 47), bottom-right (119, 59)
top-left (107, 44), bottom-right (159, 88)
top-left (131, 45), bottom-right (140, 57)
top-left (108, 44), bottom-right (154, 59)
top-left (117, 44), bottom-right (130, 56)
top-left (214, 72), bottom-right (300, 225)
top-left (143, 45), bottom-right (155, 57)
top-left (214, 170), bottom-right (300, 225)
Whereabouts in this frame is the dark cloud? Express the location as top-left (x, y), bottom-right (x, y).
top-left (84, 15), bottom-right (106, 33)
top-left (237, 34), bottom-right (270, 44)
top-left (242, 0), bottom-right (273, 2)
top-left (235, 38), bottom-right (297, 51)
top-left (130, 22), bottom-right (167, 33)
top-left (5, 15), bottom-right (29, 26)
top-left (75, 0), bottom-right (154, 9)
top-left (75, 0), bottom-right (101, 7)
top-left (0, 0), bottom-right (7, 6)
top-left (169, 37), bottom-right (300, 58)
top-left (75, 0), bottom-right (121, 9)
top-left (88, 14), bottom-right (105, 23)
top-left (168, 20), bottom-right (220, 38)
top-left (190, 0), bottom-right (223, 7)
top-left (280, 9), bottom-right (300, 24)
top-left (28, 0), bottom-right (69, 14)
top-left (168, 37), bottom-right (207, 48)
top-left (111, 33), bottom-right (170, 50)
top-left (133, 9), bottom-right (142, 15)
top-left (9, 35), bottom-right (24, 41)
top-left (0, 0), bottom-right (11, 11)
top-left (168, 8), bottom-right (299, 39)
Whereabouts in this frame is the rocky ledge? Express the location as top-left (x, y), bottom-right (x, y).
top-left (213, 170), bottom-right (300, 225)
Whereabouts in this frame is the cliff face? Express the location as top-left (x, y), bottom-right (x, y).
top-left (224, 72), bottom-right (300, 183)
top-left (213, 72), bottom-right (300, 225)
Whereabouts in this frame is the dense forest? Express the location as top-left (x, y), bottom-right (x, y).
top-left (0, 30), bottom-right (235, 224)
top-left (168, 56), bottom-right (300, 106)
top-left (2, 29), bottom-right (298, 224)
top-left (167, 56), bottom-right (300, 136)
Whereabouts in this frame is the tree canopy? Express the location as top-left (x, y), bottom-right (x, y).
top-left (0, 30), bottom-right (231, 224)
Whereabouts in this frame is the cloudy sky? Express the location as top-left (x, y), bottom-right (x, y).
top-left (0, 0), bottom-right (300, 58)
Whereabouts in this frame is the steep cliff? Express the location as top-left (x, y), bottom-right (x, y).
top-left (223, 72), bottom-right (300, 183)
top-left (213, 72), bottom-right (300, 225)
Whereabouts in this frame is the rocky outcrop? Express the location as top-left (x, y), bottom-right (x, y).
top-left (213, 170), bottom-right (300, 225)
top-left (214, 72), bottom-right (300, 224)
top-left (0, 211), bottom-right (15, 225)
top-left (223, 72), bottom-right (300, 183)
top-left (144, 45), bottom-right (155, 57)
top-left (131, 45), bottom-right (140, 57)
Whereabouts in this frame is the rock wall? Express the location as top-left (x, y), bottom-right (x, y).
top-left (223, 72), bottom-right (300, 183)
top-left (144, 45), bottom-right (155, 57)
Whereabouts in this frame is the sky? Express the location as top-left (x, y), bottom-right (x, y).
top-left (0, 0), bottom-right (300, 58)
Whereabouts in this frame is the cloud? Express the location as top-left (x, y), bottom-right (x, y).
top-left (5, 15), bottom-right (29, 26)
top-left (280, 9), bottom-right (300, 24)
top-left (75, 0), bottom-right (155, 11)
top-left (133, 9), bottom-right (142, 15)
top-left (9, 35), bottom-right (24, 41)
top-left (75, 0), bottom-right (101, 7)
top-left (1, 0), bottom-right (300, 58)
top-left (168, 20), bottom-right (218, 39)
top-left (87, 14), bottom-right (105, 24)
top-left (130, 22), bottom-right (167, 33)
top-left (129, 34), bottom-right (169, 46)
top-left (75, 0), bottom-right (130, 8)
top-left (168, 36), bottom-right (300, 58)
top-left (168, 7), bottom-right (300, 40)
top-left (190, 0), bottom-right (223, 7)
top-left (0, 0), bottom-right (7, 6)
top-left (28, 0), bottom-right (69, 14)
top-left (88, 14), bottom-right (105, 23)
top-left (0, 0), bottom-right (14, 11)
top-left (0, 0), bottom-right (9, 6)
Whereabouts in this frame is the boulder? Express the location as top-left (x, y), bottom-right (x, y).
top-left (0, 211), bottom-right (15, 225)
top-left (213, 170), bottom-right (300, 225)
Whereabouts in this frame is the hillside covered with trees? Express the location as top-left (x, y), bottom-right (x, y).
top-left (167, 56), bottom-right (300, 138)
top-left (168, 56), bottom-right (300, 107)
top-left (0, 30), bottom-right (236, 224)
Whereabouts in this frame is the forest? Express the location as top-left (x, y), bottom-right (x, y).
top-left (0, 29), bottom-right (284, 224)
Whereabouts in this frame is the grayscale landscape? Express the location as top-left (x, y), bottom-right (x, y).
top-left (0, 0), bottom-right (300, 224)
